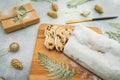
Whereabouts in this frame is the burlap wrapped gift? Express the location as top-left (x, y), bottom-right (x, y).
top-left (0, 3), bottom-right (40, 33)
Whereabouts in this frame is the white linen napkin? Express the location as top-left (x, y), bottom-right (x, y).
top-left (64, 25), bottom-right (120, 80)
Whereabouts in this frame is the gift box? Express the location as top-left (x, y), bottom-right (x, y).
top-left (0, 3), bottom-right (40, 33)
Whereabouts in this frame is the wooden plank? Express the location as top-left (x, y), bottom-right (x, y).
top-left (29, 24), bottom-right (102, 80)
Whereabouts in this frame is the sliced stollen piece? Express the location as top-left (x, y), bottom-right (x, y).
top-left (54, 36), bottom-right (65, 52)
top-left (44, 37), bottom-right (55, 50)
top-left (44, 25), bottom-right (58, 50)
top-left (54, 26), bottom-right (74, 52)
top-left (44, 25), bottom-right (58, 36)
top-left (64, 25), bottom-right (120, 80)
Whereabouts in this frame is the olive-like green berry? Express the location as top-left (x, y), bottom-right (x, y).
top-left (9, 42), bottom-right (20, 52)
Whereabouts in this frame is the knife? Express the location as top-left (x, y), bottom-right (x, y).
top-left (66, 16), bottom-right (118, 24)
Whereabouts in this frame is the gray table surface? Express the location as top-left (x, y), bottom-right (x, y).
top-left (0, 0), bottom-right (120, 80)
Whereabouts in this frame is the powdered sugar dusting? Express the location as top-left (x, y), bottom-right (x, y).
top-left (64, 25), bottom-right (120, 80)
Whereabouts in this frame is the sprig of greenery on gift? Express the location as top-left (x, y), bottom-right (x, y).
top-left (13, 6), bottom-right (27, 22)
top-left (106, 22), bottom-right (120, 43)
top-left (38, 53), bottom-right (75, 80)
top-left (67, 0), bottom-right (93, 8)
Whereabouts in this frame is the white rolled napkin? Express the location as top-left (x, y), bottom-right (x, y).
top-left (64, 25), bottom-right (120, 80)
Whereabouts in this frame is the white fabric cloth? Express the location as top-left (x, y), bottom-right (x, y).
top-left (64, 25), bottom-right (120, 80)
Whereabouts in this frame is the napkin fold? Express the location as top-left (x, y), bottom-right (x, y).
top-left (64, 25), bottom-right (120, 80)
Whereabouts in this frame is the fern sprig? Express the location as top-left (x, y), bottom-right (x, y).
top-left (109, 22), bottom-right (120, 30)
top-left (106, 22), bottom-right (120, 43)
top-left (38, 53), bottom-right (75, 80)
top-left (106, 31), bottom-right (120, 43)
top-left (31, 0), bottom-right (57, 2)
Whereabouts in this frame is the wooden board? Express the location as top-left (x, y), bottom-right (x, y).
top-left (29, 24), bottom-right (102, 80)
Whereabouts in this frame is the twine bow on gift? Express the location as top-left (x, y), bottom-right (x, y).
top-left (0, 6), bottom-right (33, 28)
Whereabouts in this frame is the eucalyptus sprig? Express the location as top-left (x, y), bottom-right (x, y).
top-left (38, 53), bottom-right (75, 80)
top-left (67, 0), bottom-right (93, 8)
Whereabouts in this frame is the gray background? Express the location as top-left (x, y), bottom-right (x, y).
top-left (0, 0), bottom-right (120, 80)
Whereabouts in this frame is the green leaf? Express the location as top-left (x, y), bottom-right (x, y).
top-left (13, 16), bottom-right (19, 22)
top-left (12, 6), bottom-right (27, 23)
top-left (109, 22), bottom-right (120, 30)
top-left (106, 22), bottom-right (120, 43)
top-left (38, 53), bottom-right (75, 80)
top-left (31, 0), bottom-right (57, 2)
top-left (106, 31), bottom-right (120, 43)
top-left (18, 6), bottom-right (26, 12)
top-left (67, 0), bottom-right (93, 8)
top-left (18, 6), bottom-right (27, 18)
